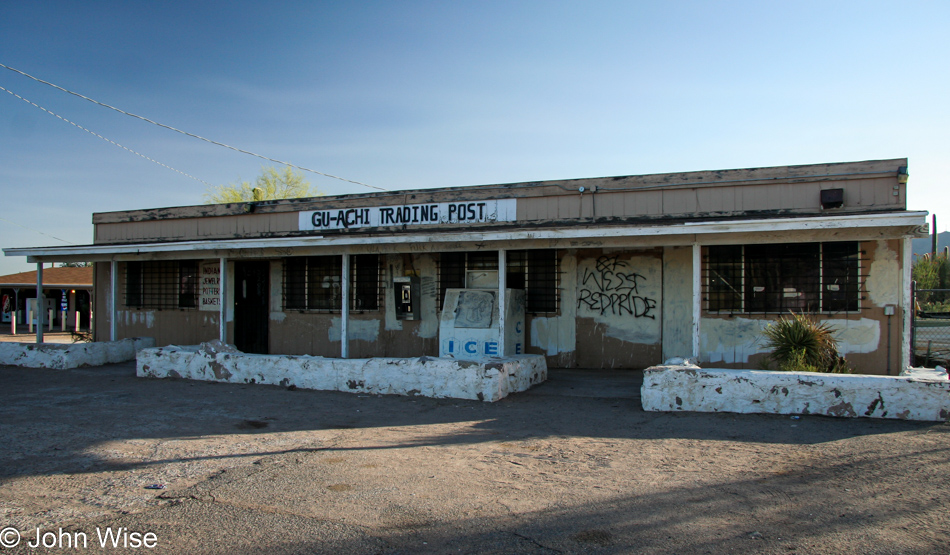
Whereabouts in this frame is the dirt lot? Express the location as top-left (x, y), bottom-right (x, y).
top-left (0, 362), bottom-right (948, 554)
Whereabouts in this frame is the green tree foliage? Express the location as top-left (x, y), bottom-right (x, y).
top-left (762, 313), bottom-right (852, 373)
top-left (203, 166), bottom-right (319, 204)
top-left (913, 250), bottom-right (950, 310)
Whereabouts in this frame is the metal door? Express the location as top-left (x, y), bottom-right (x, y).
top-left (234, 261), bottom-right (269, 354)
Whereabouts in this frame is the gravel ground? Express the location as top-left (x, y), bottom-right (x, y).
top-left (0, 362), bottom-right (948, 554)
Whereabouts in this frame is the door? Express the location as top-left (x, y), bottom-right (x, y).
top-left (234, 261), bottom-right (270, 354)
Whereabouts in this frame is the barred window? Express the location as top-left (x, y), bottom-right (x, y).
top-left (283, 255), bottom-right (380, 312)
top-left (124, 260), bottom-right (198, 309)
top-left (704, 242), bottom-right (862, 313)
top-left (508, 250), bottom-right (560, 313)
top-left (438, 250), bottom-right (560, 314)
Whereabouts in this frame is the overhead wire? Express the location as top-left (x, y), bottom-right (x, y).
top-left (0, 62), bottom-right (386, 192)
top-left (0, 84), bottom-right (214, 187)
top-left (0, 216), bottom-right (74, 244)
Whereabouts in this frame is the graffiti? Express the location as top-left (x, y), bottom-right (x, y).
top-left (577, 256), bottom-right (657, 318)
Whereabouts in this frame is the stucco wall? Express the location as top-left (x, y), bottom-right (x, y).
top-left (698, 239), bottom-right (906, 375)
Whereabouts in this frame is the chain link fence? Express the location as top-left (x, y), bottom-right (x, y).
top-left (912, 283), bottom-right (950, 367)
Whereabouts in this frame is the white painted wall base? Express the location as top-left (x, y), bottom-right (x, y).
top-left (0, 338), bottom-right (156, 369)
top-left (642, 365), bottom-right (950, 421)
top-left (137, 343), bottom-right (547, 402)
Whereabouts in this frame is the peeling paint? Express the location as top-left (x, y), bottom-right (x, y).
top-left (867, 240), bottom-right (900, 307)
top-left (576, 253), bottom-right (661, 344)
top-left (137, 345), bottom-right (547, 402)
top-left (701, 317), bottom-right (770, 363)
top-left (384, 254), bottom-right (404, 332)
top-left (329, 318), bottom-right (380, 342)
top-left (414, 254), bottom-right (439, 339)
top-left (269, 311), bottom-right (287, 323)
top-left (662, 246), bottom-right (693, 360)
top-left (701, 316), bottom-right (882, 363)
top-left (642, 365), bottom-right (950, 421)
top-left (0, 338), bottom-right (155, 369)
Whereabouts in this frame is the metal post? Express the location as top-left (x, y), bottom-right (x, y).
top-left (219, 257), bottom-right (227, 343)
top-left (10, 313), bottom-right (15, 335)
top-left (692, 243), bottom-right (701, 360)
top-left (110, 260), bottom-right (117, 341)
top-left (341, 253), bottom-right (350, 358)
top-left (36, 262), bottom-right (44, 344)
top-left (910, 280), bottom-right (916, 367)
top-left (498, 249), bottom-right (506, 358)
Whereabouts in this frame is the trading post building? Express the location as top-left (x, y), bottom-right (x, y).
top-left (4, 158), bottom-right (927, 374)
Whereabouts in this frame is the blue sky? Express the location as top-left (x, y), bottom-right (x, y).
top-left (1, 1), bottom-right (948, 275)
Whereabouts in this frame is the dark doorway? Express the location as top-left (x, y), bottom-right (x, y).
top-left (234, 261), bottom-right (270, 354)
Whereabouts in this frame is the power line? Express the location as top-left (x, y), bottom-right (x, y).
top-left (0, 216), bottom-right (74, 244)
top-left (0, 84), bottom-right (214, 187)
top-left (0, 62), bottom-right (387, 192)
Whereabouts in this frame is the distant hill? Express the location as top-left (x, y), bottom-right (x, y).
top-left (913, 231), bottom-right (950, 258)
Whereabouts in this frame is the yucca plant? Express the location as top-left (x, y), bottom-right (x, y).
top-left (762, 313), bottom-right (852, 374)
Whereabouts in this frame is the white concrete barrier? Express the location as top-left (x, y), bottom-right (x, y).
top-left (642, 365), bottom-right (950, 422)
top-left (137, 342), bottom-right (547, 402)
top-left (0, 338), bottom-right (156, 369)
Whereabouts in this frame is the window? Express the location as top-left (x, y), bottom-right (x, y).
top-left (705, 242), bottom-right (862, 313)
top-left (438, 250), bottom-right (560, 314)
top-left (283, 255), bottom-right (380, 311)
top-left (124, 260), bottom-right (198, 309)
top-left (507, 250), bottom-right (560, 313)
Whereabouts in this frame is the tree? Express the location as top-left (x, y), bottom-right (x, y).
top-left (203, 166), bottom-right (319, 204)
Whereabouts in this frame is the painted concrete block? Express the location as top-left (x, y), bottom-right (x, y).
top-left (642, 365), bottom-right (950, 421)
top-left (0, 337), bottom-right (156, 369)
top-left (137, 344), bottom-right (547, 402)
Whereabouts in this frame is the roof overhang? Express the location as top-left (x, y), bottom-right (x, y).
top-left (3, 211), bottom-right (930, 262)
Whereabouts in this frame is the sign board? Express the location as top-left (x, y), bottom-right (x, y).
top-left (299, 198), bottom-right (517, 232)
top-left (199, 261), bottom-right (222, 311)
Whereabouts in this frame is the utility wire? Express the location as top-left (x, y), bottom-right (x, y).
top-left (0, 216), bottom-right (74, 244)
top-left (0, 85), bottom-right (214, 187)
top-left (0, 62), bottom-right (386, 192)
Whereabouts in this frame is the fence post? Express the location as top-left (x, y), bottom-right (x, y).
top-left (910, 280), bottom-right (916, 366)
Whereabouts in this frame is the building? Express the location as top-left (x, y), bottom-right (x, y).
top-left (0, 266), bottom-right (93, 330)
top-left (3, 159), bottom-right (927, 374)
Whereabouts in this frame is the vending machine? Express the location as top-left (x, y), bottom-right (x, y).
top-left (439, 288), bottom-right (524, 360)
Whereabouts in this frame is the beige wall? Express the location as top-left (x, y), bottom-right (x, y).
top-left (93, 159), bottom-right (908, 245)
top-left (96, 235), bottom-right (909, 373)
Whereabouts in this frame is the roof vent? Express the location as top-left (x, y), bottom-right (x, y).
top-left (820, 188), bottom-right (844, 210)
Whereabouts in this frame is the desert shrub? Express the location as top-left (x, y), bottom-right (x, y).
top-left (762, 313), bottom-right (852, 374)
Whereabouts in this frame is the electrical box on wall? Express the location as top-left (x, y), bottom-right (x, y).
top-left (394, 276), bottom-right (420, 320)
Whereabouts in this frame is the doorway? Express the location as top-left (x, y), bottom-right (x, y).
top-left (234, 261), bottom-right (270, 354)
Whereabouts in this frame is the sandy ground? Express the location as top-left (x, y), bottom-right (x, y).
top-left (0, 362), bottom-right (948, 554)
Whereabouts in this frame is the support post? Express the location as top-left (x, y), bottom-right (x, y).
top-left (341, 253), bottom-right (350, 358)
top-left (10, 313), bottom-right (15, 335)
top-left (902, 236), bottom-right (913, 368)
top-left (48, 309), bottom-right (54, 332)
top-left (498, 249), bottom-right (506, 358)
top-left (692, 243), bottom-right (701, 360)
top-left (110, 260), bottom-right (117, 342)
top-left (36, 262), bottom-right (44, 344)
top-left (219, 257), bottom-right (227, 343)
